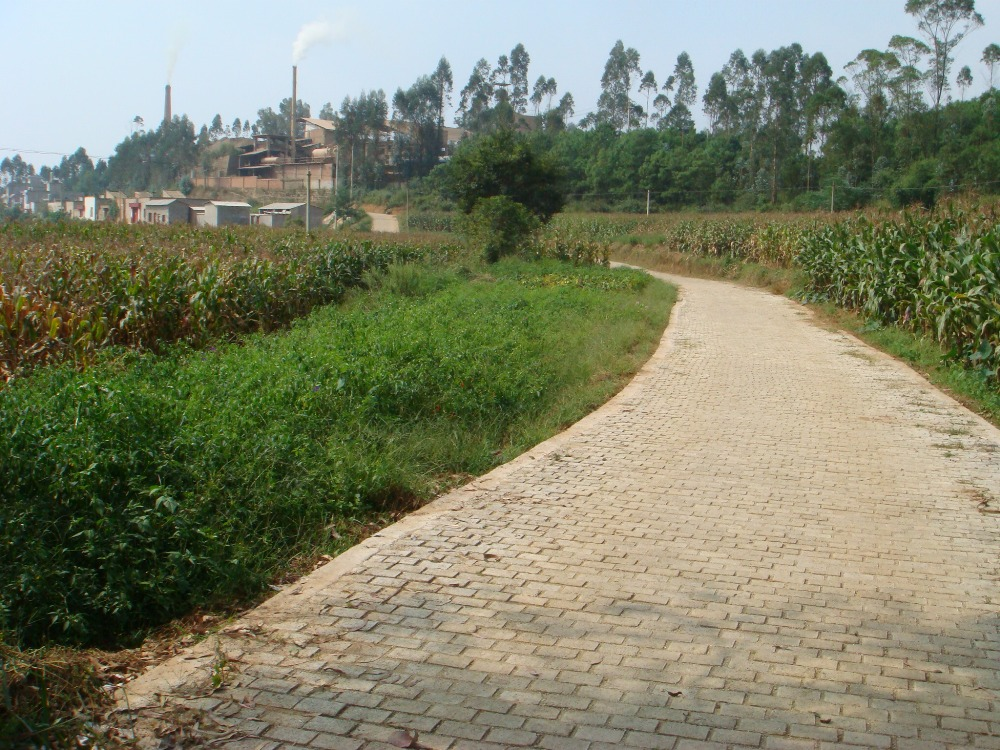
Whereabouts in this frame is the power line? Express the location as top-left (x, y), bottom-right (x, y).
top-left (0, 147), bottom-right (115, 161)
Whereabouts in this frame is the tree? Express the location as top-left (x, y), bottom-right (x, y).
top-left (254, 98), bottom-right (311, 137)
top-left (458, 58), bottom-right (495, 131)
top-left (232, 117), bottom-right (242, 137)
top-left (889, 35), bottom-right (931, 113)
top-left (441, 130), bottom-right (565, 261)
top-left (905, 0), bottom-right (984, 109)
top-left (672, 53), bottom-right (698, 109)
top-left (664, 53), bottom-right (697, 134)
top-left (547, 92), bottom-right (575, 130)
top-left (393, 76), bottom-right (440, 177)
top-left (984, 43), bottom-right (1000, 89)
top-left (431, 56), bottom-right (454, 135)
top-left (703, 72), bottom-right (733, 133)
top-left (509, 44), bottom-right (531, 113)
top-left (531, 76), bottom-right (547, 115)
top-left (337, 89), bottom-right (389, 189)
top-left (639, 71), bottom-right (658, 127)
top-left (956, 64), bottom-right (974, 98)
top-left (442, 129), bottom-right (565, 221)
top-left (209, 114), bottom-right (224, 141)
top-left (597, 40), bottom-right (642, 132)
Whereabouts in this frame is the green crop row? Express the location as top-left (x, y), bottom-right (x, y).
top-left (0, 222), bottom-right (462, 381)
top-left (403, 211), bottom-right (458, 233)
top-left (796, 209), bottom-right (1000, 378)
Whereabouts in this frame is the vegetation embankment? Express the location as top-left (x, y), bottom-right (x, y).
top-left (0, 222), bottom-right (458, 381)
top-left (606, 206), bottom-right (1000, 422)
top-left (1, 243), bottom-right (673, 744)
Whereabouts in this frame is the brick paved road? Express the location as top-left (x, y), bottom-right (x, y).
top-left (121, 273), bottom-right (1000, 749)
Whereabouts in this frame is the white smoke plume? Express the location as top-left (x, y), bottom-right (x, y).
top-left (166, 25), bottom-right (189, 83)
top-left (292, 16), bottom-right (350, 64)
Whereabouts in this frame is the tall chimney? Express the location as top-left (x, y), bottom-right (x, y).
top-left (164, 84), bottom-right (172, 127)
top-left (290, 66), bottom-right (297, 163)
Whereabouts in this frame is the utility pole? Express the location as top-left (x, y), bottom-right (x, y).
top-left (646, 189), bottom-right (651, 216)
top-left (306, 170), bottom-right (312, 233)
top-left (334, 147), bottom-right (339, 227)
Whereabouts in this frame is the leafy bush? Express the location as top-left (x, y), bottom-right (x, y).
top-left (464, 196), bottom-right (541, 263)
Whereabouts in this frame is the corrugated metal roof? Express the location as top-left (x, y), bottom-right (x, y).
top-left (145, 199), bottom-right (178, 207)
top-left (260, 202), bottom-right (306, 211)
top-left (210, 201), bottom-right (252, 208)
top-left (301, 117), bottom-right (336, 130)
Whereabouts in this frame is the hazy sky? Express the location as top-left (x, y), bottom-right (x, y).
top-left (1, 0), bottom-right (997, 167)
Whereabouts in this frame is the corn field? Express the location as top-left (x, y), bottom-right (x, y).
top-left (0, 222), bottom-right (461, 381)
top-left (797, 208), bottom-right (1000, 379)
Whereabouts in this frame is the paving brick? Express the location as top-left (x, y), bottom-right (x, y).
top-left (118, 272), bottom-right (1000, 750)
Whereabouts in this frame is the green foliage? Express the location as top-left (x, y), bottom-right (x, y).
top-left (797, 207), bottom-right (1000, 378)
top-left (443, 129), bottom-right (565, 222)
top-left (464, 196), bottom-right (540, 263)
top-left (0, 258), bottom-right (671, 647)
top-left (405, 211), bottom-right (457, 233)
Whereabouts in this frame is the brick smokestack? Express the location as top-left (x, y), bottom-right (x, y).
top-left (291, 66), bottom-right (297, 163)
top-left (164, 84), bottom-right (172, 127)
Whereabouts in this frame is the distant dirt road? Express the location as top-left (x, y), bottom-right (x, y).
top-left (367, 212), bottom-right (399, 233)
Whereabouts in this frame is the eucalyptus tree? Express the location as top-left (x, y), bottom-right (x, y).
top-left (956, 64), bottom-right (974, 97)
top-left (984, 43), bottom-right (1000, 88)
top-left (702, 72), bottom-right (733, 133)
top-left (510, 44), bottom-right (531, 113)
top-left (597, 40), bottom-right (642, 131)
top-left (662, 53), bottom-right (698, 134)
top-left (392, 76), bottom-right (440, 176)
top-left (431, 57), bottom-right (454, 136)
top-left (531, 76), bottom-right (547, 115)
top-left (845, 48), bottom-right (902, 173)
top-left (458, 58), bottom-right (495, 131)
top-left (337, 90), bottom-right (389, 187)
top-left (889, 35), bottom-right (931, 114)
top-left (639, 71), bottom-right (657, 127)
top-left (905, 0), bottom-right (984, 108)
top-left (798, 52), bottom-right (842, 190)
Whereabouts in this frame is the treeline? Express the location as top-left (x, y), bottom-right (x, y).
top-left (2, 0), bottom-right (996, 209)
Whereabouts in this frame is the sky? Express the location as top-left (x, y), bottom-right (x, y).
top-left (1, 0), bottom-right (998, 168)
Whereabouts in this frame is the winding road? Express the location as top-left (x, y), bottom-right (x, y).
top-left (120, 272), bottom-right (1000, 749)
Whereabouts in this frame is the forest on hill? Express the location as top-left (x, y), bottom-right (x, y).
top-left (2, 0), bottom-right (997, 211)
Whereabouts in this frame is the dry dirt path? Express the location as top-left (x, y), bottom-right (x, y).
top-left (368, 213), bottom-right (400, 233)
top-left (119, 272), bottom-right (1000, 749)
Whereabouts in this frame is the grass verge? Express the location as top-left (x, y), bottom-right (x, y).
top-left (1, 258), bottom-right (674, 747)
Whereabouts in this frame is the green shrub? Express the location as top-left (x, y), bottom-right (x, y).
top-left (464, 196), bottom-right (541, 263)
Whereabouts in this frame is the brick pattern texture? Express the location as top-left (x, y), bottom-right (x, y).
top-left (121, 274), bottom-right (1000, 749)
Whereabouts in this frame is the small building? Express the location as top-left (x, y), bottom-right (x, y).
top-left (84, 196), bottom-right (114, 221)
top-left (143, 198), bottom-right (190, 224)
top-left (251, 202), bottom-right (323, 228)
top-left (204, 201), bottom-right (251, 227)
top-left (301, 118), bottom-right (337, 148)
